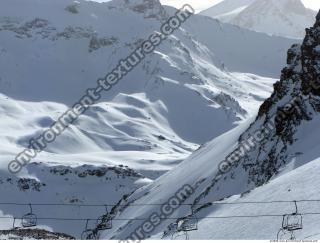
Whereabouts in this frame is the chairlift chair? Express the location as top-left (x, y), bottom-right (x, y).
top-left (177, 207), bottom-right (198, 233)
top-left (282, 214), bottom-right (303, 231)
top-left (171, 223), bottom-right (190, 240)
top-left (177, 216), bottom-right (198, 232)
top-left (81, 229), bottom-right (99, 240)
top-left (96, 206), bottom-right (112, 230)
top-left (96, 214), bottom-right (112, 230)
top-left (81, 219), bottom-right (99, 240)
top-left (172, 206), bottom-right (198, 240)
top-left (21, 204), bottom-right (37, 228)
top-left (282, 201), bottom-right (303, 231)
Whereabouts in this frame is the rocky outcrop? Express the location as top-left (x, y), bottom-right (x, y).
top-left (191, 10), bottom-right (320, 210)
top-left (109, 0), bottom-right (167, 20)
top-left (240, 10), bottom-right (320, 185)
top-left (0, 229), bottom-right (75, 240)
top-left (0, 19), bottom-right (118, 52)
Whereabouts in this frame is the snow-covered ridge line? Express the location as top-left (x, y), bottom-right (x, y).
top-left (0, 0), bottom-right (299, 238)
top-left (0, 0), bottom-right (288, 175)
top-left (99, 10), bottom-right (320, 240)
top-left (7, 4), bottom-right (195, 174)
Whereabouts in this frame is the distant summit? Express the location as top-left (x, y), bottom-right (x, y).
top-left (201, 0), bottom-right (317, 39)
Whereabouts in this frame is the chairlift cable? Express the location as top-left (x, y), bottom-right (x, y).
top-left (0, 212), bottom-right (319, 222)
top-left (1, 199), bottom-right (320, 207)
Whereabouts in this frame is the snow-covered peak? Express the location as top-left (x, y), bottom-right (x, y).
top-left (267, 0), bottom-right (305, 9)
top-left (244, 0), bottom-right (313, 17)
top-left (200, 0), bottom-right (317, 39)
top-left (200, 0), bottom-right (255, 22)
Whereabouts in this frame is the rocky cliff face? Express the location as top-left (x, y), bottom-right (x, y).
top-left (239, 10), bottom-right (320, 186)
top-left (191, 10), bottom-right (320, 209)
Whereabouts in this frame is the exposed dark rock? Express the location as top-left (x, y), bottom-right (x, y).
top-left (17, 178), bottom-right (45, 192)
top-left (157, 135), bottom-right (166, 140)
top-left (0, 228), bottom-right (75, 240)
top-left (246, 10), bottom-right (320, 185)
top-left (65, 4), bottom-right (79, 14)
top-left (89, 36), bottom-right (118, 52)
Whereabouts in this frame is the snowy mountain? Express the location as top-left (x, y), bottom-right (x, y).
top-left (200, 0), bottom-right (256, 22)
top-left (98, 10), bottom-right (320, 240)
top-left (0, 0), bottom-right (300, 239)
top-left (201, 0), bottom-right (317, 39)
top-left (0, 0), bottom-right (295, 173)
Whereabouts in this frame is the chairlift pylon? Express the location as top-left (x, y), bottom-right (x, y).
top-left (21, 203), bottom-right (37, 228)
top-left (96, 205), bottom-right (112, 231)
top-left (12, 217), bottom-right (17, 230)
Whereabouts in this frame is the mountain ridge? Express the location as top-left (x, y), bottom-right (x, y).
top-left (0, 0), bottom-right (312, 239)
top-left (99, 9), bottom-right (320, 240)
top-left (201, 0), bottom-right (317, 39)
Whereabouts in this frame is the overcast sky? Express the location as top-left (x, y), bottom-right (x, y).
top-left (93, 0), bottom-right (320, 13)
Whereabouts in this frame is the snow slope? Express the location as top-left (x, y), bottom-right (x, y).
top-left (164, 156), bottom-right (320, 240)
top-left (0, 161), bottom-right (150, 238)
top-left (99, 10), bottom-right (320, 240)
top-left (0, 0), bottom-right (294, 174)
top-left (201, 0), bottom-right (317, 39)
top-left (0, 0), bottom-right (300, 238)
top-left (200, 0), bottom-right (256, 22)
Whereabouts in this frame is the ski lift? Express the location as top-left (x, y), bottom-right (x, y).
top-left (282, 201), bottom-right (303, 231)
top-left (172, 205), bottom-right (198, 240)
top-left (96, 205), bottom-right (112, 230)
top-left (81, 219), bottom-right (99, 240)
top-left (21, 204), bottom-right (37, 228)
top-left (177, 206), bottom-right (198, 232)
